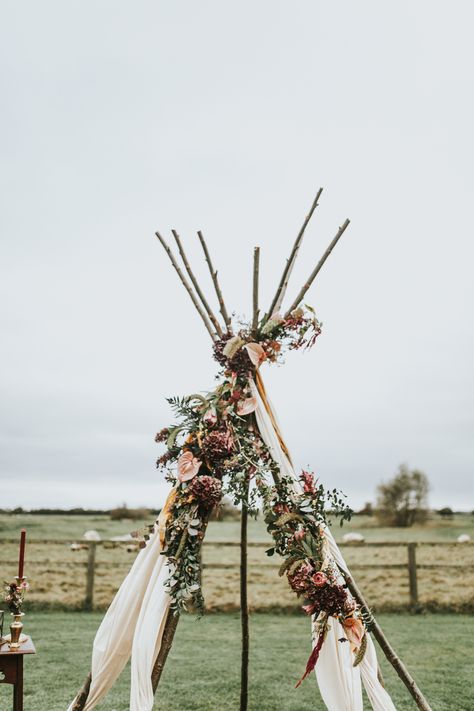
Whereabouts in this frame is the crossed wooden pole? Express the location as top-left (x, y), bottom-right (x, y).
top-left (72, 190), bottom-right (432, 711)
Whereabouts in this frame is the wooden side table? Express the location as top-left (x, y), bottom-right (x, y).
top-left (0, 636), bottom-right (36, 711)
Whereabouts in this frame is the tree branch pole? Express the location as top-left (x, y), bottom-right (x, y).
top-left (155, 231), bottom-right (218, 342)
top-left (71, 673), bottom-right (92, 711)
top-left (341, 568), bottom-right (433, 711)
top-left (197, 230), bottom-right (233, 333)
top-left (265, 187), bottom-right (323, 321)
top-left (240, 476), bottom-right (250, 711)
top-left (171, 229), bottom-right (224, 338)
top-left (252, 246), bottom-right (260, 336)
top-left (151, 608), bottom-right (181, 692)
top-left (284, 218), bottom-right (350, 318)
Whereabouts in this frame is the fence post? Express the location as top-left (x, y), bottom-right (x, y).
top-left (407, 543), bottom-right (418, 607)
top-left (84, 542), bottom-right (97, 610)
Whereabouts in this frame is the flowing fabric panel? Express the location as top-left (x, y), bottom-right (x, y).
top-left (251, 378), bottom-right (396, 711)
top-left (67, 520), bottom-right (170, 711)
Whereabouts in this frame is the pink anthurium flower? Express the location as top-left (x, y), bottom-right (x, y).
top-left (203, 410), bottom-right (217, 426)
top-left (342, 617), bottom-right (365, 648)
top-left (237, 396), bottom-right (258, 416)
top-left (244, 342), bottom-right (267, 367)
top-left (177, 451), bottom-right (202, 483)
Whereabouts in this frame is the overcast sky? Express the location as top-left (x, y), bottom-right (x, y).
top-left (1, 2), bottom-right (473, 512)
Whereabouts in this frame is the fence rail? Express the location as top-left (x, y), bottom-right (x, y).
top-left (1, 539), bottom-right (472, 610)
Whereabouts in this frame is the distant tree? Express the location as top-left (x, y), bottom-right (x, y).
top-left (437, 507), bottom-right (454, 519)
top-left (358, 502), bottom-right (374, 516)
top-left (376, 464), bottom-right (429, 527)
top-left (110, 505), bottom-right (150, 521)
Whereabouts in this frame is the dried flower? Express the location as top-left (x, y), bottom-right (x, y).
top-left (155, 428), bottom-right (170, 443)
top-left (188, 475), bottom-right (223, 508)
top-left (177, 451), bottom-right (202, 482)
top-left (201, 428), bottom-right (235, 461)
top-left (288, 562), bottom-right (315, 593)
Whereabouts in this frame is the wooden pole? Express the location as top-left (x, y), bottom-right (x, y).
top-left (84, 542), bottom-right (96, 611)
top-left (171, 230), bottom-right (224, 337)
top-left (151, 609), bottom-right (181, 692)
top-left (284, 219), bottom-right (350, 318)
top-left (407, 543), bottom-right (419, 608)
top-left (265, 188), bottom-right (323, 321)
top-left (197, 230), bottom-right (233, 333)
top-left (156, 231), bottom-right (218, 342)
top-left (240, 479), bottom-right (250, 711)
top-left (341, 568), bottom-right (433, 711)
top-left (252, 247), bottom-right (260, 336)
top-left (71, 673), bottom-right (92, 711)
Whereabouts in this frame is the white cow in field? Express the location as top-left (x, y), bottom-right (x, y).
top-left (457, 534), bottom-right (471, 543)
top-left (83, 530), bottom-right (102, 541)
top-left (342, 532), bottom-right (365, 543)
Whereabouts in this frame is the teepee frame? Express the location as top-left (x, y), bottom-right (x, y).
top-left (72, 189), bottom-right (432, 711)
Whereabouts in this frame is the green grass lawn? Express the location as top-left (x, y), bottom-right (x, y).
top-left (5, 611), bottom-right (472, 711)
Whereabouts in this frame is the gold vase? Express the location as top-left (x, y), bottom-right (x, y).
top-left (9, 612), bottom-right (24, 649)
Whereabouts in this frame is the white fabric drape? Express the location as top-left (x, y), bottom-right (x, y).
top-left (67, 520), bottom-right (171, 711)
top-left (251, 378), bottom-right (396, 711)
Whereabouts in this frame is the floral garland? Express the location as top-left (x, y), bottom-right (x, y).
top-left (155, 306), bottom-right (367, 682)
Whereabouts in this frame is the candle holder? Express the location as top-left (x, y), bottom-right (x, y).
top-left (5, 577), bottom-right (28, 648)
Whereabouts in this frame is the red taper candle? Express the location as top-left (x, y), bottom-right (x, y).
top-left (18, 529), bottom-right (26, 579)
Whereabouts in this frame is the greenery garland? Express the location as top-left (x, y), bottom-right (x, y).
top-left (155, 306), bottom-right (368, 682)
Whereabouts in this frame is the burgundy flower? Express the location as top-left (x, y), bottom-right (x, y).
top-left (188, 475), bottom-right (223, 508)
top-left (288, 562), bottom-right (315, 594)
top-left (201, 428), bottom-right (235, 461)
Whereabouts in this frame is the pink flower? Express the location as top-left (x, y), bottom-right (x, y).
top-left (203, 410), bottom-right (217, 426)
top-left (302, 603), bottom-right (319, 616)
top-left (300, 470), bottom-right (317, 495)
top-left (293, 529), bottom-right (306, 542)
top-left (237, 396), bottom-right (257, 416)
top-left (244, 342), bottom-right (267, 367)
top-left (311, 571), bottom-right (328, 587)
top-left (343, 617), bottom-right (365, 648)
top-left (177, 451), bottom-right (202, 482)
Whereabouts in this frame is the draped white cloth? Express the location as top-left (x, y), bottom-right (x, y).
top-left (69, 375), bottom-right (396, 711)
top-left (67, 518), bottom-right (171, 711)
top-left (250, 378), bottom-right (397, 711)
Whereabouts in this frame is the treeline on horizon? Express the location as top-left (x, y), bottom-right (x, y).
top-left (0, 506), bottom-right (472, 516)
top-left (0, 506), bottom-right (162, 516)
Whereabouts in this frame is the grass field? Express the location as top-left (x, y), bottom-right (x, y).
top-left (3, 611), bottom-right (472, 711)
top-left (1, 513), bottom-right (473, 612)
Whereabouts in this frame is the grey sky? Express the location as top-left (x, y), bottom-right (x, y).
top-left (1, 2), bottom-right (473, 511)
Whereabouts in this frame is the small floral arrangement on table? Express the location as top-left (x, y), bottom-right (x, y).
top-left (155, 306), bottom-right (368, 682)
top-left (4, 579), bottom-right (29, 616)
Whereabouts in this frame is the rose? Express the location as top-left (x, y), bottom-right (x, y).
top-left (311, 572), bottom-right (327, 587)
top-left (177, 451), bottom-right (202, 483)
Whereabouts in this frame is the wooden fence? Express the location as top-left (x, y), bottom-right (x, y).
top-left (1, 539), bottom-right (472, 610)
